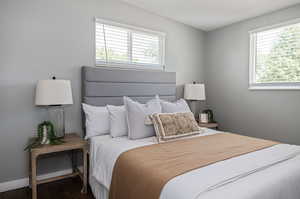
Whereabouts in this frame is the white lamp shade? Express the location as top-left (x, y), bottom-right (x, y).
top-left (35, 80), bottom-right (73, 106)
top-left (184, 83), bottom-right (206, 100)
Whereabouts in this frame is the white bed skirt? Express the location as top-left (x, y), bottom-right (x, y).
top-left (89, 175), bottom-right (109, 199)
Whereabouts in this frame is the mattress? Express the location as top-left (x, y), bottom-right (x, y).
top-left (89, 129), bottom-right (300, 199)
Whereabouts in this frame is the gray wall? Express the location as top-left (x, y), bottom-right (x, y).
top-left (204, 5), bottom-right (300, 144)
top-left (0, 0), bottom-right (205, 182)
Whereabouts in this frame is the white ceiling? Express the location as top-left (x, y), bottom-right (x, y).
top-left (120, 0), bottom-right (300, 31)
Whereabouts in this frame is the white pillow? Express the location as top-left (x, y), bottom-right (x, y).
top-left (82, 103), bottom-right (110, 139)
top-left (107, 105), bottom-right (128, 138)
top-left (160, 98), bottom-right (191, 113)
top-left (124, 96), bottom-right (162, 140)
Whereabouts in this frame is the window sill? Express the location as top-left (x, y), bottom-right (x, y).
top-left (249, 85), bottom-right (300, 90)
top-left (95, 62), bottom-right (165, 71)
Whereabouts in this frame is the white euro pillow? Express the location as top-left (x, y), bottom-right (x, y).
top-left (160, 98), bottom-right (191, 113)
top-left (124, 96), bottom-right (162, 140)
top-left (107, 105), bottom-right (128, 138)
top-left (82, 103), bottom-right (110, 139)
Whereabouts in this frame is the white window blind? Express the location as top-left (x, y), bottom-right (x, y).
top-left (249, 19), bottom-right (300, 89)
top-left (95, 19), bottom-right (165, 69)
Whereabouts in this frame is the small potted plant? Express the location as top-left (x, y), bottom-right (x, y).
top-left (24, 121), bottom-right (64, 150)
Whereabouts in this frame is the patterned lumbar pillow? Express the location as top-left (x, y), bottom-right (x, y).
top-left (151, 112), bottom-right (202, 142)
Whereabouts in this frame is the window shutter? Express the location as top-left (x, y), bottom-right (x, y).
top-left (254, 22), bottom-right (300, 83)
top-left (95, 23), bottom-right (107, 62)
top-left (95, 19), bottom-right (165, 69)
top-left (132, 32), bottom-right (160, 65)
top-left (96, 23), bottom-right (130, 63)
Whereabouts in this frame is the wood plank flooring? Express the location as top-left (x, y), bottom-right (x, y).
top-left (1, 177), bottom-right (94, 199)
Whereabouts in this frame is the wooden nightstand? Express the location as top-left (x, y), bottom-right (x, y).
top-left (29, 133), bottom-right (88, 199)
top-left (198, 122), bottom-right (218, 129)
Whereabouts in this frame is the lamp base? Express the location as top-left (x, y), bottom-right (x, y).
top-left (187, 100), bottom-right (197, 117)
top-left (48, 106), bottom-right (65, 138)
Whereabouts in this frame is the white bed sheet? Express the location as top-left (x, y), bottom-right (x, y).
top-left (90, 129), bottom-right (300, 199)
top-left (89, 174), bottom-right (108, 199)
top-left (89, 135), bottom-right (111, 199)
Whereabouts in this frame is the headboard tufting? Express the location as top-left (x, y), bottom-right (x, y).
top-left (81, 66), bottom-right (176, 133)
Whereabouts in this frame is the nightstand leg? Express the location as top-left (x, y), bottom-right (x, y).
top-left (31, 154), bottom-right (37, 199)
top-left (29, 153), bottom-right (32, 188)
top-left (71, 150), bottom-right (77, 173)
top-left (81, 148), bottom-right (88, 194)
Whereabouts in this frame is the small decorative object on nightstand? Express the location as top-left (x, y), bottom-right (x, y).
top-left (28, 133), bottom-right (88, 199)
top-left (24, 121), bottom-right (64, 150)
top-left (198, 122), bottom-right (218, 130)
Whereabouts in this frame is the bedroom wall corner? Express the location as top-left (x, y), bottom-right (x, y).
top-left (204, 4), bottom-right (300, 144)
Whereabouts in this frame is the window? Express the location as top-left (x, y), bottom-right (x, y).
top-left (249, 19), bottom-right (300, 90)
top-left (95, 18), bottom-right (165, 69)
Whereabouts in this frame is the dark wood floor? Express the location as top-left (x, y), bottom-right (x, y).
top-left (0, 177), bottom-right (95, 199)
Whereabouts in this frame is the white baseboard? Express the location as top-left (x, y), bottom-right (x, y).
top-left (0, 167), bottom-right (83, 193)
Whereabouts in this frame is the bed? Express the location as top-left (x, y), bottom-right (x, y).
top-left (82, 66), bottom-right (300, 199)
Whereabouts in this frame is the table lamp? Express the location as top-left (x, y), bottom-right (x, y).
top-left (35, 77), bottom-right (73, 138)
top-left (184, 82), bottom-right (206, 118)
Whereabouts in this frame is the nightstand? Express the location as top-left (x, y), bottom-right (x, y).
top-left (198, 122), bottom-right (218, 130)
top-left (29, 133), bottom-right (88, 199)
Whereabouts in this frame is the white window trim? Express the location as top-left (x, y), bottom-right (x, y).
top-left (94, 17), bottom-right (166, 71)
top-left (249, 18), bottom-right (300, 90)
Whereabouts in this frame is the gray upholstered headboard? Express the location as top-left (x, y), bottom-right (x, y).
top-left (81, 66), bottom-right (176, 132)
